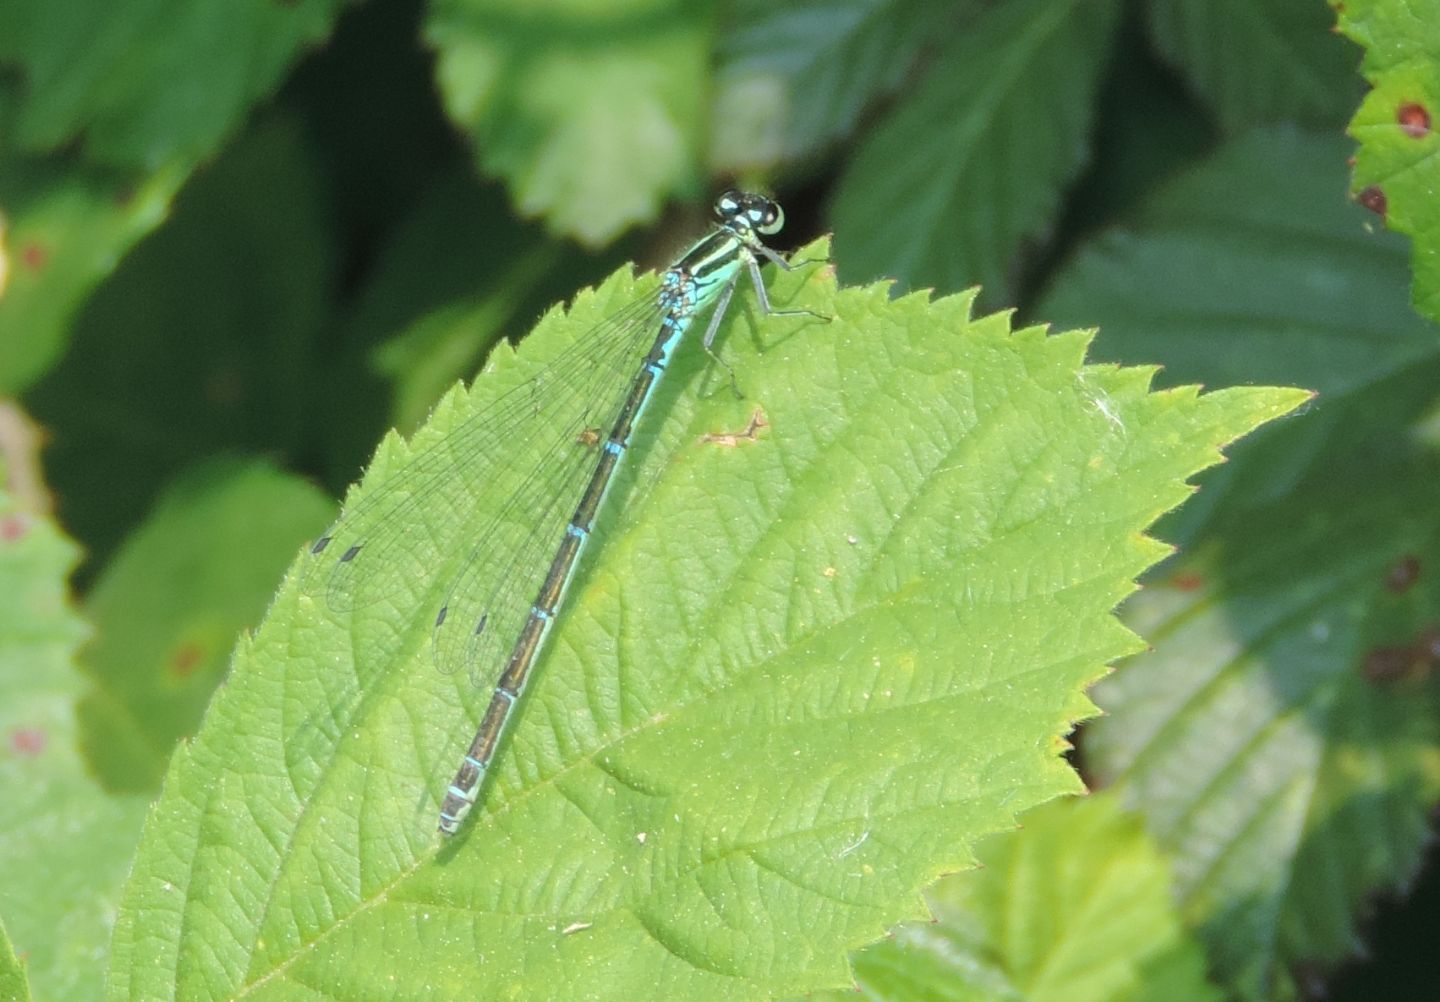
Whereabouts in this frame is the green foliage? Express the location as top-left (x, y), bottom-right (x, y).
top-left (0, 0), bottom-right (346, 166)
top-left (830, 0), bottom-right (1121, 308)
top-left (712, 0), bottom-right (967, 171)
top-left (24, 116), bottom-right (336, 570)
top-left (841, 794), bottom-right (1223, 1002)
top-left (0, 0), bottom-right (351, 397)
top-left (1088, 463), bottom-right (1440, 1000)
top-left (77, 459), bottom-right (333, 792)
top-left (1038, 129), bottom-right (1438, 545)
top-left (0, 486), bottom-right (148, 1002)
top-left (0, 915), bottom-right (29, 1002)
top-left (425, 0), bottom-right (711, 246)
top-left (1, 0), bottom-right (1435, 999)
top-left (1042, 129), bottom-right (1440, 998)
top-left (1339, 0), bottom-right (1440, 326)
top-left (1147, 0), bottom-right (1362, 130)
top-left (351, 167), bottom-right (600, 432)
top-left (106, 249), bottom-right (1296, 998)
top-left (0, 156), bottom-right (188, 395)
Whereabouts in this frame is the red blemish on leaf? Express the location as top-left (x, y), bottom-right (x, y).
top-left (1363, 645), bottom-right (1414, 682)
top-left (1356, 186), bottom-right (1387, 216)
top-left (1171, 571), bottom-right (1204, 591)
top-left (170, 642), bottom-right (205, 678)
top-left (21, 243), bottom-right (48, 271)
top-left (1421, 625), bottom-right (1440, 662)
top-left (1398, 102), bottom-right (1432, 138)
top-left (1385, 554), bottom-right (1420, 593)
top-left (0, 514), bottom-right (29, 541)
top-left (1362, 625), bottom-right (1440, 684)
top-left (10, 727), bottom-right (47, 756)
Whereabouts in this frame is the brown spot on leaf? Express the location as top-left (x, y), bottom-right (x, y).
top-left (170, 642), bottom-right (205, 678)
top-left (10, 727), bottom-right (46, 756)
top-left (1398, 102), bottom-right (1432, 138)
top-left (1356, 185), bottom-right (1387, 216)
top-left (0, 514), bottom-right (28, 542)
top-left (1385, 554), bottom-right (1420, 593)
top-left (1363, 645), bottom-right (1415, 682)
top-left (1363, 625), bottom-right (1440, 683)
top-left (1421, 625), bottom-right (1440, 662)
top-left (1171, 571), bottom-right (1204, 592)
top-left (21, 243), bottom-right (48, 271)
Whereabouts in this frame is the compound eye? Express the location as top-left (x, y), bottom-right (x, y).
top-left (715, 189), bottom-right (743, 220)
top-left (756, 200), bottom-right (785, 235)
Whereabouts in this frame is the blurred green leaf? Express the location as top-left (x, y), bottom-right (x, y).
top-left (425, 0), bottom-right (708, 245)
top-left (375, 282), bottom-right (552, 432)
top-left (711, 0), bottom-right (967, 172)
top-left (107, 241), bottom-right (1300, 999)
top-left (0, 0), bottom-right (347, 167)
top-left (0, 484), bottom-right (148, 1002)
top-left (1340, 0), bottom-right (1440, 326)
top-left (1037, 129), bottom-right (1438, 545)
top-left (0, 0), bottom-right (359, 398)
top-left (1147, 0), bottom-right (1362, 130)
top-left (1040, 131), bottom-right (1440, 1000)
top-left (843, 794), bottom-right (1222, 1002)
top-left (0, 156), bottom-right (188, 395)
top-left (830, 0), bottom-right (1122, 309)
top-left (77, 458), bottom-right (333, 793)
top-left (336, 166), bottom-right (590, 433)
top-left (341, 170), bottom-right (538, 355)
top-left (1057, 30), bottom-right (1220, 237)
top-left (1088, 448), bottom-right (1440, 1000)
top-left (0, 915), bottom-right (29, 1002)
top-left (24, 114), bottom-right (337, 571)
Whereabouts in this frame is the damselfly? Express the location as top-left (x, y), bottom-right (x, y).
top-left (306, 190), bottom-right (819, 835)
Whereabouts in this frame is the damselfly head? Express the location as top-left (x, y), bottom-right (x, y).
top-left (715, 189), bottom-right (785, 237)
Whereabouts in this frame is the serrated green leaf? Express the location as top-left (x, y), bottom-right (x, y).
top-left (1088, 449), bottom-right (1440, 999)
top-left (0, 155), bottom-right (188, 395)
top-left (847, 794), bottom-right (1222, 1002)
top-left (0, 915), bottom-right (30, 1002)
top-left (108, 242), bottom-right (1302, 999)
top-left (0, 0), bottom-right (346, 167)
top-left (76, 458), bottom-right (333, 793)
top-left (1147, 0), bottom-right (1362, 131)
top-left (830, 0), bottom-right (1121, 309)
top-left (425, 0), bottom-right (708, 245)
top-left (711, 0), bottom-right (968, 172)
top-left (23, 115), bottom-right (336, 570)
top-left (0, 483), bottom-right (149, 1002)
top-left (1037, 129), bottom-right (1438, 545)
top-left (1339, 0), bottom-right (1440, 326)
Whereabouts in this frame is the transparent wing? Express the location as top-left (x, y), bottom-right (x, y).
top-left (300, 286), bottom-right (670, 685)
top-left (431, 411), bottom-right (605, 685)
